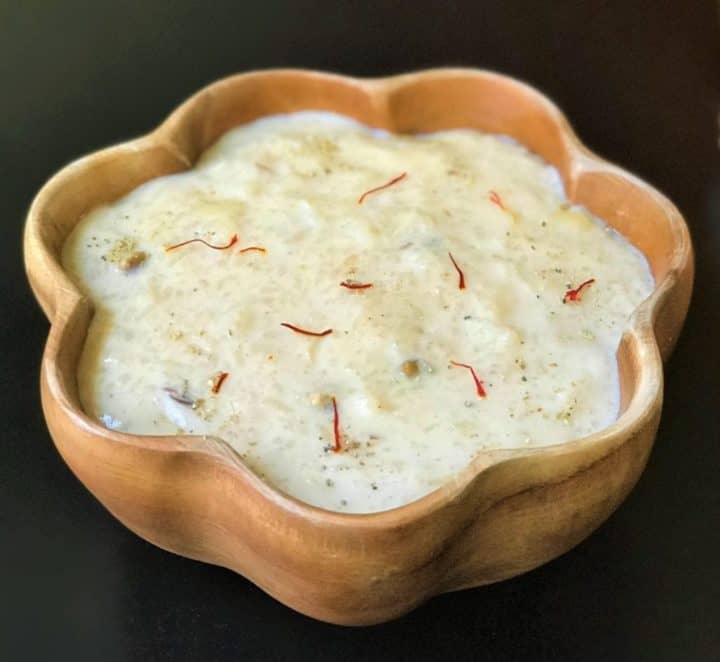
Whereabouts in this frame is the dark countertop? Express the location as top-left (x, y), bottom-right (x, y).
top-left (2, 2), bottom-right (718, 660)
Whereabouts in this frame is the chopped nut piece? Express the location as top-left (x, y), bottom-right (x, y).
top-left (119, 250), bottom-right (147, 271)
top-left (401, 359), bottom-right (420, 378)
top-left (191, 397), bottom-right (215, 421)
top-left (105, 237), bottom-right (146, 270)
top-left (106, 238), bottom-right (133, 258)
top-left (310, 392), bottom-right (333, 408)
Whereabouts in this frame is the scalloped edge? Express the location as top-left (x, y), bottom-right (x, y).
top-left (24, 69), bottom-right (693, 625)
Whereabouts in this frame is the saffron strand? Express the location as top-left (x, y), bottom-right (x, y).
top-left (340, 281), bottom-right (373, 290)
top-left (489, 190), bottom-right (507, 211)
top-left (563, 278), bottom-right (596, 303)
top-left (358, 172), bottom-right (407, 204)
top-left (450, 361), bottom-right (487, 398)
top-left (165, 233), bottom-right (238, 252)
top-left (210, 371), bottom-right (229, 394)
top-left (448, 252), bottom-right (466, 290)
top-left (280, 323), bottom-right (333, 337)
top-left (331, 396), bottom-right (342, 452)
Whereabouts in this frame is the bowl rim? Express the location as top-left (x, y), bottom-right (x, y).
top-left (25, 67), bottom-right (693, 528)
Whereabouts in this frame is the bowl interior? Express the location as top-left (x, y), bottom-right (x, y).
top-left (28, 69), bottom-right (687, 471)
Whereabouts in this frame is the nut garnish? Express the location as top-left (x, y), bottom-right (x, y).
top-left (401, 360), bottom-right (420, 378)
top-left (119, 250), bottom-right (147, 271)
top-left (310, 392), bottom-right (333, 408)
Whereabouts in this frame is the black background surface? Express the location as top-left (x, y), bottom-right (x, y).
top-left (2, 2), bottom-right (719, 660)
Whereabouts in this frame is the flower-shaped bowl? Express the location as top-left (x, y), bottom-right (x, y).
top-left (24, 69), bottom-right (693, 625)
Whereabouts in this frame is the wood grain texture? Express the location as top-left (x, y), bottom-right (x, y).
top-left (23, 69), bottom-right (693, 625)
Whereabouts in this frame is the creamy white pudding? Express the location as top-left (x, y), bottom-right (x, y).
top-left (62, 112), bottom-right (654, 512)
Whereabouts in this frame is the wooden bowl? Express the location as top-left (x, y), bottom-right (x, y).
top-left (24, 69), bottom-right (693, 625)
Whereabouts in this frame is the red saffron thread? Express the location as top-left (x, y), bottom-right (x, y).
top-left (450, 361), bottom-right (487, 398)
top-left (340, 281), bottom-right (373, 290)
top-left (238, 246), bottom-right (267, 254)
top-left (211, 371), bottom-right (229, 394)
top-left (331, 396), bottom-right (342, 452)
top-left (165, 233), bottom-right (238, 252)
top-left (489, 190), bottom-right (506, 211)
top-left (448, 252), bottom-right (466, 290)
top-left (163, 387), bottom-right (194, 406)
top-left (280, 323), bottom-right (333, 337)
top-left (358, 172), bottom-right (407, 204)
top-left (563, 278), bottom-right (596, 303)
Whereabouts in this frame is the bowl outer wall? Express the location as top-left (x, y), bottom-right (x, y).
top-left (24, 69), bottom-right (693, 625)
